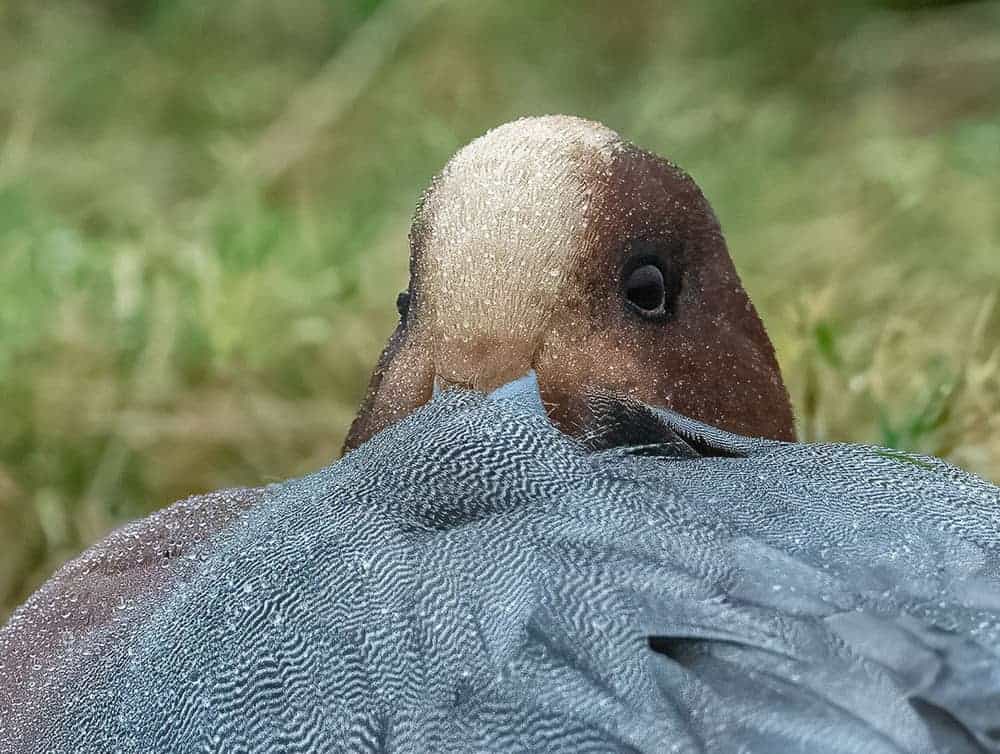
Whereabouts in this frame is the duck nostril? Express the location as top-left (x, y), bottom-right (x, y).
top-left (624, 263), bottom-right (666, 315)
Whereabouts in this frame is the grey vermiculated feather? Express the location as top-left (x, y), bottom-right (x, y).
top-left (2, 376), bottom-right (999, 752)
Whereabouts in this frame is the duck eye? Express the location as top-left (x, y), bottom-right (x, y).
top-left (624, 263), bottom-right (666, 317)
top-left (396, 290), bottom-right (411, 322)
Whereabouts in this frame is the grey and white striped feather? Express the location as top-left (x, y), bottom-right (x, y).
top-left (2, 377), bottom-right (999, 753)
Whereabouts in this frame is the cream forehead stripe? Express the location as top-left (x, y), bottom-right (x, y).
top-left (416, 116), bottom-right (621, 360)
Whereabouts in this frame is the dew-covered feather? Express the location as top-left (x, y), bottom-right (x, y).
top-left (2, 383), bottom-right (999, 753)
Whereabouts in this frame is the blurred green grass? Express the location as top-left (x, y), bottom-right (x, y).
top-left (1, 0), bottom-right (998, 618)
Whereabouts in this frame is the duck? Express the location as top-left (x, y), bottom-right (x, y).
top-left (3, 117), bottom-right (999, 753)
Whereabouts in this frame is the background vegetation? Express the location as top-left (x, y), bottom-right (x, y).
top-left (1, 0), bottom-right (998, 618)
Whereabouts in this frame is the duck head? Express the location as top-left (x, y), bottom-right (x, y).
top-left (344, 115), bottom-right (794, 451)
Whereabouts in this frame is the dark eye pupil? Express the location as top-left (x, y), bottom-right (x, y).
top-left (396, 290), bottom-right (411, 321)
top-left (625, 264), bottom-right (665, 313)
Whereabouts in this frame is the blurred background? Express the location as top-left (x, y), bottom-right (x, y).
top-left (1, 0), bottom-right (998, 618)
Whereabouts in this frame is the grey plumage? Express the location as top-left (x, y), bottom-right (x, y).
top-left (2, 376), bottom-right (999, 752)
